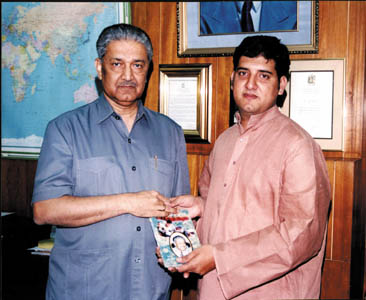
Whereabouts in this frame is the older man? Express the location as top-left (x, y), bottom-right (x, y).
top-left (32, 23), bottom-right (190, 300)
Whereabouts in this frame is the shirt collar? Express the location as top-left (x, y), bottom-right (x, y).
top-left (236, 1), bottom-right (261, 14)
top-left (252, 1), bottom-right (261, 13)
top-left (95, 94), bottom-right (147, 124)
top-left (236, 105), bottom-right (281, 134)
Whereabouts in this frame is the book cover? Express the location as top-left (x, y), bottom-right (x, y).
top-left (150, 209), bottom-right (201, 268)
top-left (38, 238), bottom-right (54, 250)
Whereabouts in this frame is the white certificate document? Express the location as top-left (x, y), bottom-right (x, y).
top-left (167, 77), bottom-right (197, 130)
top-left (290, 71), bottom-right (334, 138)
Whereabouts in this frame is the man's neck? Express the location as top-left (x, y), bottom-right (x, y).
top-left (120, 107), bottom-right (138, 133)
top-left (239, 113), bottom-right (250, 130)
top-left (105, 96), bottom-right (139, 132)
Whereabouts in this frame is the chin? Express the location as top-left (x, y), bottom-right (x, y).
top-left (117, 99), bottom-right (139, 105)
top-left (115, 93), bottom-right (140, 102)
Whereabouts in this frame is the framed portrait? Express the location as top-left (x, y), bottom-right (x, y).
top-left (281, 59), bottom-right (345, 151)
top-left (159, 64), bottom-right (212, 143)
top-left (177, 1), bottom-right (318, 57)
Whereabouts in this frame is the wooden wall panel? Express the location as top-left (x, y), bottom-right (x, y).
top-left (1, 159), bottom-right (37, 218)
top-left (215, 59), bottom-right (233, 138)
top-left (321, 260), bottom-right (350, 299)
top-left (160, 2), bottom-right (182, 65)
top-left (324, 160), bottom-right (335, 260)
top-left (344, 1), bottom-right (366, 158)
top-left (317, 1), bottom-right (348, 58)
top-left (332, 160), bottom-right (354, 260)
top-left (321, 159), bottom-right (360, 299)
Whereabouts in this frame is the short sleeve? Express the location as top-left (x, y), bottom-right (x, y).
top-left (32, 119), bottom-right (74, 202)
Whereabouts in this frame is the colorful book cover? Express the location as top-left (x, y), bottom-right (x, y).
top-left (150, 209), bottom-right (201, 268)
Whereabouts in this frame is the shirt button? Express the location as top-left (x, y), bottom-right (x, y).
top-left (233, 161), bottom-right (236, 165)
top-left (128, 138), bottom-right (131, 144)
top-left (135, 257), bottom-right (141, 263)
top-left (136, 226), bottom-right (141, 231)
top-left (224, 183), bottom-right (227, 187)
top-left (114, 115), bottom-right (121, 120)
top-left (132, 166), bottom-right (136, 171)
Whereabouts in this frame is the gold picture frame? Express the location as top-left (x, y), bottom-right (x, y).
top-left (177, 1), bottom-right (319, 57)
top-left (159, 64), bottom-right (212, 143)
top-left (281, 59), bottom-right (345, 151)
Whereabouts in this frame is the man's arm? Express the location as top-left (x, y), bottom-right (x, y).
top-left (33, 118), bottom-right (176, 228)
top-left (33, 190), bottom-right (175, 227)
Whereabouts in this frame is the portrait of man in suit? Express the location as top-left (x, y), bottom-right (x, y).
top-left (170, 232), bottom-right (193, 258)
top-left (200, 1), bottom-right (298, 35)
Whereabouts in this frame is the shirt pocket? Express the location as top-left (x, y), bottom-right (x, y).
top-left (66, 249), bottom-right (113, 300)
top-left (75, 156), bottom-right (123, 196)
top-left (48, 248), bottom-right (113, 300)
top-left (149, 157), bottom-right (175, 197)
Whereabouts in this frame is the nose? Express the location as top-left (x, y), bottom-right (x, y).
top-left (245, 74), bottom-right (257, 90)
top-left (121, 64), bottom-right (133, 81)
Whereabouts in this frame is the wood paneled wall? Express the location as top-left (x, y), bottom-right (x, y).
top-left (1, 159), bottom-right (37, 218)
top-left (322, 158), bottom-right (362, 299)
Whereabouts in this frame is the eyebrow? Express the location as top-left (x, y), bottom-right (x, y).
top-left (236, 67), bottom-right (273, 75)
top-left (110, 57), bottom-right (146, 63)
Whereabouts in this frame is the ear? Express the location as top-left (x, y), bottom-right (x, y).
top-left (95, 58), bottom-right (103, 80)
top-left (230, 71), bottom-right (235, 90)
top-left (278, 76), bottom-right (288, 95)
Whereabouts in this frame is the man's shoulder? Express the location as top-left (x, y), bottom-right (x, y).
top-left (50, 99), bottom-right (98, 125)
top-left (279, 114), bottom-right (313, 140)
top-left (272, 113), bottom-right (322, 154)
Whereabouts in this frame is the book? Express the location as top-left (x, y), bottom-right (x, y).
top-left (150, 209), bottom-right (201, 268)
top-left (37, 238), bottom-right (54, 250)
top-left (27, 238), bottom-right (54, 256)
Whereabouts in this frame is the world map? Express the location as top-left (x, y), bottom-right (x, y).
top-left (1, 2), bottom-right (121, 158)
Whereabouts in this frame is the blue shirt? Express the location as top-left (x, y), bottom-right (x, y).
top-left (32, 95), bottom-right (191, 300)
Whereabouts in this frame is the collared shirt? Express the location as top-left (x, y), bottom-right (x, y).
top-left (32, 95), bottom-right (190, 300)
top-left (235, 1), bottom-right (262, 31)
top-left (197, 106), bottom-right (330, 299)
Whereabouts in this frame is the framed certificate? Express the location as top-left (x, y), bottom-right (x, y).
top-left (281, 59), bottom-right (345, 150)
top-left (159, 64), bottom-right (212, 143)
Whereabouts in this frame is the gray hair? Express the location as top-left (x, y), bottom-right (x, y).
top-left (96, 23), bottom-right (153, 63)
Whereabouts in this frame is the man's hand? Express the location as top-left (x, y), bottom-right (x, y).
top-left (170, 195), bottom-right (203, 219)
top-left (176, 245), bottom-right (216, 278)
top-left (127, 190), bottom-right (176, 217)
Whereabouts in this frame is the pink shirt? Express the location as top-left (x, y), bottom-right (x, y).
top-left (197, 106), bottom-right (331, 299)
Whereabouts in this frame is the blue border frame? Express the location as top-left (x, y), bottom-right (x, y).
top-left (178, 1), bottom-right (318, 57)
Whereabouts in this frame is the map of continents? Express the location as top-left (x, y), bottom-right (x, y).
top-left (1, 2), bottom-right (119, 157)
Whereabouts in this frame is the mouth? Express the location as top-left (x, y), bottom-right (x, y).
top-left (118, 86), bottom-right (135, 90)
top-left (244, 92), bottom-right (257, 100)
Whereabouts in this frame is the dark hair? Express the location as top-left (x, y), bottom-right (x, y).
top-left (96, 23), bottom-right (153, 62)
top-left (233, 35), bottom-right (290, 107)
